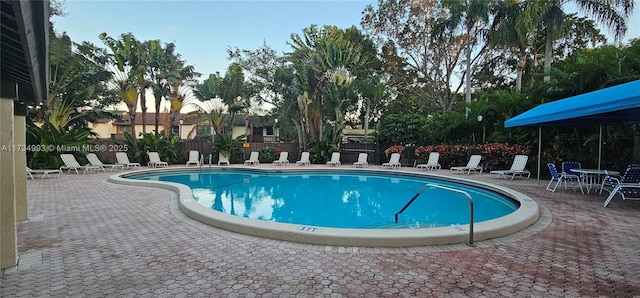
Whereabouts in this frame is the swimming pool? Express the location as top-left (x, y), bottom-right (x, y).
top-left (110, 167), bottom-right (539, 247)
top-left (129, 171), bottom-right (518, 229)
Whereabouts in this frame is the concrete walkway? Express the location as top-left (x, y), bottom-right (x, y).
top-left (2, 165), bottom-right (640, 297)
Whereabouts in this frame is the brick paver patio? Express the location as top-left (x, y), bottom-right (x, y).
top-left (2, 165), bottom-right (640, 297)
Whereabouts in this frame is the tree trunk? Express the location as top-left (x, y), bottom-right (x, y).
top-left (140, 89), bottom-right (147, 133)
top-left (465, 40), bottom-right (472, 108)
top-left (544, 25), bottom-right (554, 83)
top-left (154, 93), bottom-right (162, 134)
top-left (129, 110), bottom-right (139, 161)
top-left (363, 98), bottom-right (370, 138)
top-left (516, 47), bottom-right (527, 92)
top-left (292, 119), bottom-right (305, 151)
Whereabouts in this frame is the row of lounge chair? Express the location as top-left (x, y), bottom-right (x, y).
top-left (29, 151), bottom-right (531, 182)
top-left (239, 151), bottom-right (368, 167)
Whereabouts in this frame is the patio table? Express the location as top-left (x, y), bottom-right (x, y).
top-left (572, 169), bottom-right (620, 194)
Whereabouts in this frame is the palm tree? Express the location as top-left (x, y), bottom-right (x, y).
top-left (489, 0), bottom-right (533, 92)
top-left (438, 0), bottom-right (495, 111)
top-left (287, 25), bottom-right (366, 143)
top-left (44, 30), bottom-right (114, 132)
top-left (146, 40), bottom-right (198, 135)
top-left (524, 0), bottom-right (634, 82)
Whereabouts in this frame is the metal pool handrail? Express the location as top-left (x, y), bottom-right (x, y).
top-left (394, 183), bottom-right (475, 247)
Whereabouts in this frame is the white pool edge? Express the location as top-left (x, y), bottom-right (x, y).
top-left (108, 166), bottom-right (540, 247)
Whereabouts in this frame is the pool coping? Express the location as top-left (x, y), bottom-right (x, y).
top-left (108, 166), bottom-right (540, 247)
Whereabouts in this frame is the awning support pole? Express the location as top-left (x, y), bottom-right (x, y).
top-left (598, 125), bottom-right (603, 170)
top-left (537, 126), bottom-right (542, 183)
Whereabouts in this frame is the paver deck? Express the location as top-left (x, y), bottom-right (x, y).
top-left (2, 165), bottom-right (640, 297)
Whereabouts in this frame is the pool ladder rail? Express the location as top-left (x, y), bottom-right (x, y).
top-left (394, 183), bottom-right (475, 247)
top-left (199, 154), bottom-right (214, 169)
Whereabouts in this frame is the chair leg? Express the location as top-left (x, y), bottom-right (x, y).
top-left (604, 186), bottom-right (621, 207)
top-left (546, 179), bottom-right (558, 192)
top-left (553, 180), bottom-right (561, 192)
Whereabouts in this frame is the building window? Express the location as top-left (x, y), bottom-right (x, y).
top-left (265, 126), bottom-right (274, 135)
top-left (196, 125), bottom-right (210, 135)
top-left (253, 127), bottom-right (263, 136)
top-left (171, 125), bottom-right (179, 135)
top-left (116, 125), bottom-right (130, 134)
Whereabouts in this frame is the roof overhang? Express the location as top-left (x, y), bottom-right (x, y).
top-left (1, 0), bottom-right (49, 103)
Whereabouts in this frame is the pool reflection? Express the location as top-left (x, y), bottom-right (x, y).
top-left (134, 171), bottom-right (518, 229)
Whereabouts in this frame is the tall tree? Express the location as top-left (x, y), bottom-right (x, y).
top-left (227, 42), bottom-right (292, 107)
top-left (524, 0), bottom-right (634, 82)
top-left (46, 31), bottom-right (111, 130)
top-left (99, 32), bottom-right (145, 136)
top-left (287, 25), bottom-right (371, 144)
top-left (146, 40), bottom-right (198, 134)
top-left (437, 0), bottom-right (495, 114)
top-left (362, 0), bottom-right (466, 113)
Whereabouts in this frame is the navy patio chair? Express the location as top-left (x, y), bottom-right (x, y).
top-left (603, 164), bottom-right (640, 207)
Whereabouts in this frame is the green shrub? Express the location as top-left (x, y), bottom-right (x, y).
top-left (308, 140), bottom-right (338, 164)
top-left (259, 147), bottom-right (276, 163)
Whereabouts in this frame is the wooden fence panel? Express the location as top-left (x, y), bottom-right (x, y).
top-left (93, 139), bottom-right (380, 165)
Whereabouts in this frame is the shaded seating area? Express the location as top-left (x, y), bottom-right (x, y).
top-left (326, 152), bottom-right (341, 166)
top-left (382, 153), bottom-right (401, 168)
top-left (450, 155), bottom-right (482, 174)
top-left (148, 152), bottom-right (168, 168)
top-left (490, 155), bottom-right (530, 180)
top-left (116, 152), bottom-right (141, 169)
top-left (273, 152), bottom-right (289, 166)
top-left (296, 152), bottom-right (310, 166)
top-left (416, 152), bottom-right (441, 171)
top-left (603, 164), bottom-right (640, 207)
top-left (353, 153), bottom-right (368, 168)
top-left (27, 167), bottom-right (61, 180)
top-left (60, 154), bottom-right (100, 174)
top-left (186, 150), bottom-right (200, 166)
top-left (244, 151), bottom-right (260, 165)
top-left (87, 153), bottom-right (124, 172)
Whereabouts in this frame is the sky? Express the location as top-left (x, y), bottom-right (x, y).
top-left (52, 0), bottom-right (640, 113)
top-left (53, 0), bottom-right (376, 80)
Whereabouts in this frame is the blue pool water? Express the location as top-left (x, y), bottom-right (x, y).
top-left (130, 170), bottom-right (518, 229)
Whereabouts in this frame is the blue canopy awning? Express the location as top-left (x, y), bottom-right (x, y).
top-left (505, 79), bottom-right (640, 128)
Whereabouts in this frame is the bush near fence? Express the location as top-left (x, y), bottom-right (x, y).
top-left (413, 143), bottom-right (529, 170)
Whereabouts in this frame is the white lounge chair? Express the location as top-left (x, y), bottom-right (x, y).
top-left (147, 152), bottom-right (168, 168)
top-left (416, 152), bottom-right (441, 171)
top-left (296, 152), bottom-right (311, 166)
top-left (27, 167), bottom-right (61, 179)
top-left (218, 153), bottom-right (230, 165)
top-left (450, 154), bottom-right (482, 174)
top-left (186, 150), bottom-right (200, 166)
top-left (353, 153), bottom-right (368, 168)
top-left (326, 152), bottom-right (341, 166)
top-left (244, 151), bottom-right (260, 165)
top-left (382, 153), bottom-right (401, 168)
top-left (115, 152), bottom-right (141, 169)
top-left (60, 154), bottom-right (100, 174)
top-left (273, 151), bottom-right (289, 166)
top-left (490, 155), bottom-right (530, 180)
top-left (86, 153), bottom-right (124, 172)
